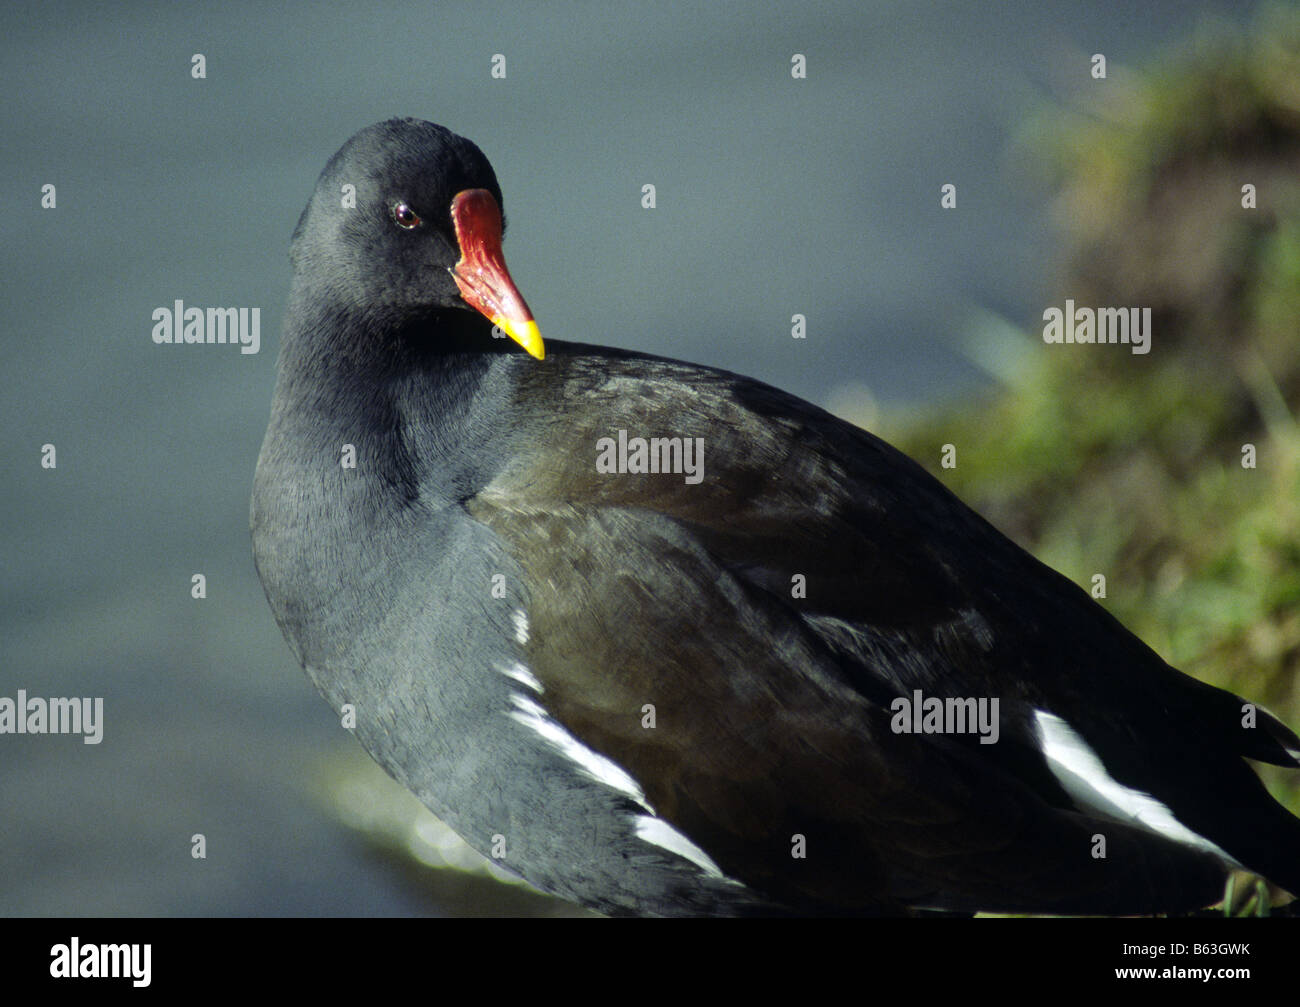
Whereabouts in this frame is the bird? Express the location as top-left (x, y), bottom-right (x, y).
top-left (251, 117), bottom-right (1300, 916)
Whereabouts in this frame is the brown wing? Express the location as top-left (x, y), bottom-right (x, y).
top-left (463, 351), bottom-right (1228, 913)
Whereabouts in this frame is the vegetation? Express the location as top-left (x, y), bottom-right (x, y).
top-left (892, 6), bottom-right (1300, 909)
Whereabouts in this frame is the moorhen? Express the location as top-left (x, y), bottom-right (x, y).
top-left (251, 118), bottom-right (1300, 916)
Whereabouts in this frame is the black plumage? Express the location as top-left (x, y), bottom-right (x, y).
top-left (251, 118), bottom-right (1300, 916)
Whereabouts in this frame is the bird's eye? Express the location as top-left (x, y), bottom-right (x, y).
top-left (392, 202), bottom-right (422, 229)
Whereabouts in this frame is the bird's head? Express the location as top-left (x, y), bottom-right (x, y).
top-left (290, 117), bottom-right (543, 359)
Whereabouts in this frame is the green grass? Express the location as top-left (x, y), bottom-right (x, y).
top-left (888, 4), bottom-right (1300, 909)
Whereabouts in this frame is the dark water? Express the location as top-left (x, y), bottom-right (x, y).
top-left (1, 0), bottom-right (1253, 915)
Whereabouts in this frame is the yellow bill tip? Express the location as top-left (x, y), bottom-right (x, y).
top-left (494, 316), bottom-right (545, 360)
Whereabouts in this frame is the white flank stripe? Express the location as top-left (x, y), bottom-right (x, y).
top-left (507, 694), bottom-right (746, 883)
top-left (634, 815), bottom-right (727, 879)
top-left (1034, 710), bottom-right (1241, 865)
top-left (499, 661), bottom-right (543, 694)
top-left (508, 694), bottom-right (651, 810)
top-left (512, 609), bottom-right (530, 645)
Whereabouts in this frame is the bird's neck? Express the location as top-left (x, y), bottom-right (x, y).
top-left (270, 292), bottom-right (518, 503)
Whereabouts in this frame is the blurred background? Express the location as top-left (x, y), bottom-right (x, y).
top-left (2, 0), bottom-right (1297, 916)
